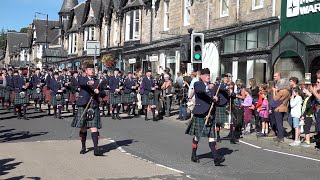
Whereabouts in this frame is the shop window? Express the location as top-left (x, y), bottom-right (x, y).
top-left (238, 61), bottom-right (247, 86)
top-left (164, 0), bottom-right (170, 31)
top-left (258, 27), bottom-right (268, 48)
top-left (125, 10), bottom-right (140, 41)
top-left (269, 24), bottom-right (279, 45)
top-left (184, 0), bottom-right (191, 26)
top-left (254, 60), bottom-right (267, 85)
top-left (252, 0), bottom-right (263, 10)
top-left (247, 30), bottom-right (257, 49)
top-left (221, 61), bottom-right (232, 75)
top-left (224, 35), bottom-right (235, 53)
top-left (220, 0), bottom-right (229, 17)
top-left (235, 32), bottom-right (246, 51)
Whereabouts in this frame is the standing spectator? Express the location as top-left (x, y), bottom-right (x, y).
top-left (258, 90), bottom-right (269, 137)
top-left (188, 72), bottom-right (199, 111)
top-left (176, 72), bottom-right (184, 87)
top-left (272, 78), bottom-right (290, 142)
top-left (161, 74), bottom-right (173, 117)
top-left (288, 77), bottom-right (299, 138)
top-left (242, 88), bottom-right (253, 134)
top-left (301, 86), bottom-right (315, 148)
top-left (289, 88), bottom-right (303, 146)
top-left (249, 78), bottom-right (259, 131)
top-left (311, 70), bottom-right (320, 142)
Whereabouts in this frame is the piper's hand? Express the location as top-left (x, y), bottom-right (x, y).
top-left (115, 89), bottom-right (120, 92)
top-left (152, 87), bottom-right (156, 90)
top-left (131, 86), bottom-right (136, 89)
top-left (94, 89), bottom-right (99, 94)
top-left (77, 88), bottom-right (80, 91)
top-left (209, 84), bottom-right (214, 90)
top-left (88, 80), bottom-right (94, 86)
top-left (213, 96), bottom-right (218, 102)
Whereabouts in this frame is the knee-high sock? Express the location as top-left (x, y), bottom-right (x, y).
top-left (65, 101), bottom-right (69, 111)
top-left (112, 105), bottom-right (116, 115)
top-left (91, 132), bottom-right (99, 151)
top-left (72, 104), bottom-right (76, 114)
top-left (151, 108), bottom-right (156, 119)
top-left (53, 106), bottom-right (57, 115)
top-left (23, 105), bottom-right (27, 117)
top-left (192, 138), bottom-right (199, 156)
top-left (209, 141), bottom-right (219, 159)
top-left (102, 104), bottom-right (105, 114)
top-left (79, 131), bottom-right (87, 149)
top-left (127, 104), bottom-right (131, 114)
top-left (58, 106), bottom-right (62, 116)
top-left (116, 105), bottom-right (121, 115)
top-left (216, 123), bottom-right (221, 138)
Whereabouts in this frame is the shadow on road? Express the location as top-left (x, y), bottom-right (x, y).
top-left (87, 139), bottom-right (135, 155)
top-left (0, 127), bottom-right (48, 143)
top-left (0, 158), bottom-right (22, 176)
top-left (197, 147), bottom-right (235, 160)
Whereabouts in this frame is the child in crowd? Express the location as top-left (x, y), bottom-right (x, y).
top-left (300, 86), bottom-right (315, 148)
top-left (258, 90), bottom-right (269, 136)
top-left (242, 88), bottom-right (253, 134)
top-left (289, 88), bottom-right (303, 146)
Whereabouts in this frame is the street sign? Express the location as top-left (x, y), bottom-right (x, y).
top-left (129, 58), bottom-right (136, 64)
top-left (87, 41), bottom-right (101, 56)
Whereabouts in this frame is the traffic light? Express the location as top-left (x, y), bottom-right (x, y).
top-left (180, 35), bottom-right (191, 63)
top-left (191, 33), bottom-right (204, 63)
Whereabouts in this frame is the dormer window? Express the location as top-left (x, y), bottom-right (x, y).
top-left (125, 10), bottom-right (140, 41)
top-left (89, 6), bottom-right (94, 17)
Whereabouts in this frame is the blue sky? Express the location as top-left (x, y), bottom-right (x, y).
top-left (0, 0), bottom-right (85, 32)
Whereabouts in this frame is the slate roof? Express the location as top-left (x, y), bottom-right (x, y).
top-left (33, 19), bottom-right (60, 44)
top-left (6, 32), bottom-right (29, 54)
top-left (123, 0), bottom-right (146, 13)
top-left (102, 0), bottom-right (111, 19)
top-left (83, 0), bottom-right (102, 27)
top-left (289, 32), bottom-right (320, 46)
top-left (67, 2), bottom-right (86, 33)
top-left (59, 0), bottom-right (79, 14)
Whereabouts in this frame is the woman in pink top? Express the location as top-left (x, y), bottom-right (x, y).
top-left (258, 91), bottom-right (269, 136)
top-left (241, 88), bottom-right (253, 134)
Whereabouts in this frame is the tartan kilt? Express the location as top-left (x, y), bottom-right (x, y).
top-left (110, 93), bottom-right (123, 105)
top-left (9, 91), bottom-right (15, 103)
top-left (4, 89), bottom-right (10, 101)
top-left (71, 104), bottom-right (101, 129)
top-left (63, 90), bottom-right (70, 100)
top-left (69, 93), bottom-right (78, 103)
top-left (215, 106), bottom-right (227, 124)
top-left (186, 116), bottom-right (216, 138)
top-left (0, 87), bottom-right (5, 98)
top-left (50, 94), bottom-right (64, 106)
top-left (142, 94), bottom-right (155, 105)
top-left (43, 86), bottom-right (51, 103)
top-left (124, 93), bottom-right (137, 103)
top-left (32, 89), bottom-right (43, 100)
top-left (14, 92), bottom-right (29, 105)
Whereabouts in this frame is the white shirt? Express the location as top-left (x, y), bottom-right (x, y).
top-left (290, 95), bottom-right (303, 118)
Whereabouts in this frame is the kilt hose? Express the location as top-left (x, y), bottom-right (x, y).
top-left (124, 93), bottom-right (137, 104)
top-left (71, 103), bottom-right (101, 129)
top-left (215, 106), bottom-right (227, 124)
top-left (142, 94), bottom-right (156, 105)
top-left (14, 92), bottom-right (29, 105)
top-left (110, 93), bottom-right (123, 105)
top-left (0, 87), bottom-right (5, 98)
top-left (43, 86), bottom-right (51, 104)
top-left (186, 116), bottom-right (216, 138)
top-left (32, 89), bottom-right (43, 100)
top-left (69, 93), bottom-right (78, 104)
top-left (50, 94), bottom-right (64, 106)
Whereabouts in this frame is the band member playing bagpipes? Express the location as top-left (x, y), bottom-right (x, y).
top-left (109, 68), bottom-right (123, 120)
top-left (5, 69), bottom-right (14, 112)
top-left (71, 64), bottom-right (104, 156)
top-left (99, 70), bottom-right (111, 117)
top-left (13, 68), bottom-right (30, 120)
top-left (69, 71), bottom-right (80, 116)
top-left (44, 68), bottom-right (53, 115)
top-left (49, 72), bottom-right (65, 119)
top-left (142, 70), bottom-right (158, 121)
top-left (30, 68), bottom-right (44, 112)
top-left (124, 71), bottom-right (139, 117)
top-left (60, 69), bottom-right (71, 112)
top-left (185, 68), bottom-right (225, 166)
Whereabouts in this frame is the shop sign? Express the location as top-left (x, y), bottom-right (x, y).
top-left (149, 56), bottom-right (159, 62)
top-left (287, 0), bottom-right (320, 18)
top-left (129, 58), bottom-right (136, 64)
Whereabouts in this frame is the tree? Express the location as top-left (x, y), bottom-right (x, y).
top-left (20, 27), bottom-right (28, 33)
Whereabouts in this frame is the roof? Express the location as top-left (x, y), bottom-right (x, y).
top-left (123, 0), bottom-right (146, 13)
top-left (6, 32), bottom-right (29, 54)
top-left (68, 2), bottom-right (86, 33)
top-left (83, 0), bottom-right (102, 27)
top-left (59, 0), bottom-right (79, 14)
top-left (33, 19), bottom-right (60, 44)
top-left (289, 32), bottom-right (320, 46)
top-left (102, 0), bottom-right (111, 19)
top-left (0, 49), bottom-right (4, 60)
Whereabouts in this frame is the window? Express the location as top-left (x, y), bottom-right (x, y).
top-left (247, 30), bottom-right (257, 49)
top-left (252, 0), bottom-right (264, 10)
top-left (125, 10), bottom-right (140, 41)
top-left (258, 27), bottom-right (268, 48)
top-left (68, 34), bottom-right (72, 54)
top-left (89, 6), bottom-right (94, 17)
top-left (84, 28), bottom-right (88, 50)
top-left (224, 35), bottom-right (235, 53)
top-left (184, 0), bottom-right (190, 26)
top-left (235, 32), bottom-right (246, 51)
top-left (220, 0), bottom-right (229, 17)
top-left (269, 24), bottom-right (279, 45)
top-left (89, 27), bottom-right (95, 40)
top-left (113, 21), bottom-right (118, 46)
top-left (104, 25), bottom-right (109, 48)
top-left (164, 0), bottom-right (170, 31)
top-left (73, 33), bottom-right (77, 53)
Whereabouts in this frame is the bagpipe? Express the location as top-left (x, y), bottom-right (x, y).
top-left (114, 77), bottom-right (124, 98)
top-left (56, 79), bottom-right (64, 101)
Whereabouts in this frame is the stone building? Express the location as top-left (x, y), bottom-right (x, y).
top-left (4, 32), bottom-right (30, 67)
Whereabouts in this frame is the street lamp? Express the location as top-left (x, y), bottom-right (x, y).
top-left (35, 12), bottom-right (48, 65)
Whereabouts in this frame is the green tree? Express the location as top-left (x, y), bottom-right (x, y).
top-left (20, 27), bottom-right (28, 33)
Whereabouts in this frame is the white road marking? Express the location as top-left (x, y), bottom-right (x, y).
top-left (239, 140), bottom-right (262, 149)
top-left (263, 149), bottom-right (320, 162)
top-left (186, 175), bottom-right (196, 180)
top-left (155, 164), bottom-right (184, 174)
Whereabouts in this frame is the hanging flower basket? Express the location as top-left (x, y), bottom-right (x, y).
top-left (82, 59), bottom-right (94, 69)
top-left (102, 54), bottom-right (117, 68)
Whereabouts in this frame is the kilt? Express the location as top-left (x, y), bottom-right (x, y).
top-left (110, 93), bottom-right (123, 105)
top-left (63, 90), bottom-right (70, 100)
top-left (71, 104), bottom-right (101, 129)
top-left (43, 86), bottom-right (51, 103)
top-left (215, 106), bottom-right (227, 124)
top-left (50, 94), bottom-right (64, 106)
top-left (4, 89), bottom-right (10, 101)
top-left (9, 91), bottom-right (15, 103)
top-left (142, 94), bottom-right (155, 105)
top-left (0, 87), bottom-right (5, 98)
top-left (14, 92), bottom-right (29, 105)
top-left (186, 116), bottom-right (216, 138)
top-left (124, 93), bottom-right (137, 103)
top-left (32, 89), bottom-right (43, 100)
top-left (69, 93), bottom-right (78, 103)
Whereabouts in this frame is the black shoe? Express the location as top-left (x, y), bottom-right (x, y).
top-left (112, 115), bottom-right (116, 120)
top-left (153, 117), bottom-right (158, 121)
top-left (191, 154), bottom-right (200, 163)
top-left (132, 113), bottom-right (137, 117)
top-left (17, 116), bottom-right (21, 119)
top-left (106, 113), bottom-right (111, 117)
top-left (230, 138), bottom-right (237, 144)
top-left (116, 115), bottom-right (121, 120)
top-left (102, 113), bottom-right (106, 117)
top-left (217, 137), bottom-right (221, 143)
top-left (176, 117), bottom-right (181, 120)
top-left (80, 149), bottom-right (86, 154)
top-left (214, 156), bottom-right (225, 166)
top-left (145, 116), bottom-right (148, 121)
top-left (58, 116), bottom-right (63, 119)
top-left (94, 149), bottom-right (103, 156)
top-left (54, 114), bottom-right (57, 118)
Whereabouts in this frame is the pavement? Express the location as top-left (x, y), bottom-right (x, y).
top-left (2, 104), bottom-right (320, 180)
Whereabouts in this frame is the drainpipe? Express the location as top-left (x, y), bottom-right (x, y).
top-left (236, 0), bottom-right (240, 22)
top-left (150, 0), bottom-right (155, 42)
top-left (272, 0), bottom-right (276, 17)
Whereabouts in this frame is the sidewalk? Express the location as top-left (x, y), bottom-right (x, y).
top-left (0, 139), bottom-right (183, 180)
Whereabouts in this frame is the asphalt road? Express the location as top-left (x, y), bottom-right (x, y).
top-left (1, 106), bottom-right (320, 180)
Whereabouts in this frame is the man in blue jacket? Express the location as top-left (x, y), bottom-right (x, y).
top-left (142, 70), bottom-right (158, 121)
top-left (109, 68), bottom-right (123, 120)
top-left (13, 68), bottom-right (30, 120)
top-left (124, 71), bottom-right (138, 117)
